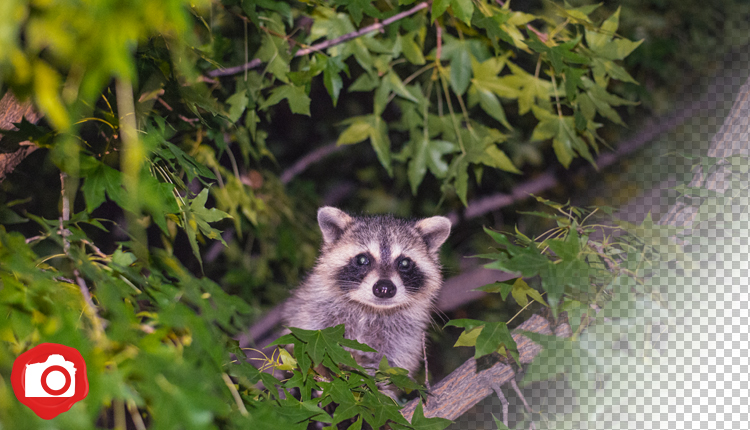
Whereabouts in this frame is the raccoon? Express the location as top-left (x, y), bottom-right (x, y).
top-left (284, 207), bottom-right (451, 384)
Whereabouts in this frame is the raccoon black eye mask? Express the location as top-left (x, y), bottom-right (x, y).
top-left (284, 207), bottom-right (451, 392)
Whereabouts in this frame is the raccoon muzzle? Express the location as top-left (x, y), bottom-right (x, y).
top-left (372, 279), bottom-right (397, 298)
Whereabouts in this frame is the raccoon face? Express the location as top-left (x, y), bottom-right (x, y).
top-left (316, 207), bottom-right (451, 311)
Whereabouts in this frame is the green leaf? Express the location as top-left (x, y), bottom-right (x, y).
top-left (324, 56), bottom-right (348, 106)
top-left (283, 325), bottom-right (366, 372)
top-left (450, 48), bottom-right (472, 96)
top-left (409, 400), bottom-right (452, 430)
top-left (474, 321), bottom-right (519, 364)
top-left (444, 318), bottom-right (486, 331)
top-left (161, 140), bottom-right (217, 183)
top-left (561, 299), bottom-right (591, 335)
top-left (343, 0), bottom-right (381, 25)
top-left (546, 227), bottom-right (581, 261)
top-left (346, 417), bottom-right (364, 430)
top-left (276, 395), bottom-right (331, 425)
top-left (475, 280), bottom-right (515, 300)
top-left (531, 106), bottom-right (594, 167)
top-left (493, 414), bottom-right (511, 430)
top-left (483, 146), bottom-right (521, 174)
top-left (369, 115), bottom-right (393, 176)
top-left (472, 85), bottom-right (513, 130)
top-left (226, 88), bottom-right (248, 122)
top-left (453, 155), bottom-right (469, 206)
top-left (453, 326), bottom-right (482, 347)
top-left (426, 140), bottom-right (458, 178)
top-left (510, 278), bottom-right (546, 307)
top-left (33, 60), bottom-right (70, 130)
top-left (80, 157), bottom-right (125, 212)
top-left (182, 188), bottom-right (231, 269)
top-left (431, 0), bottom-right (451, 22)
top-left (111, 247), bottom-right (137, 267)
top-left (189, 188), bottom-right (230, 224)
top-left (387, 72), bottom-right (419, 103)
top-left (337, 117), bottom-right (372, 145)
top-left (336, 115), bottom-right (392, 175)
top-left (260, 84), bottom-right (311, 116)
top-left (349, 73), bottom-right (380, 92)
top-left (585, 7), bottom-right (620, 52)
top-left (256, 32), bottom-right (291, 83)
top-left (408, 136), bottom-right (428, 194)
top-left (506, 63), bottom-right (553, 115)
top-left (450, 0), bottom-right (474, 25)
top-left (400, 33), bottom-right (426, 65)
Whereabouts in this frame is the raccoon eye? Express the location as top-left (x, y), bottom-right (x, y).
top-left (397, 257), bottom-right (413, 272)
top-left (355, 254), bottom-right (370, 266)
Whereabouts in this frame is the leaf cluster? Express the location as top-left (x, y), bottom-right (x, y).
top-left (260, 325), bottom-right (451, 430)
top-left (0, 0), bottom-right (650, 428)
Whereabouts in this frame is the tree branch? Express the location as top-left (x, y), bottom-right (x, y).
top-left (280, 143), bottom-right (346, 184)
top-left (275, 72), bottom-right (725, 225)
top-left (400, 314), bottom-right (561, 420)
top-left (208, 2), bottom-right (431, 78)
top-left (659, 74), bottom-right (750, 228)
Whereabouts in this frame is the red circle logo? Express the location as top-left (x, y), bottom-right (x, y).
top-left (10, 343), bottom-right (89, 420)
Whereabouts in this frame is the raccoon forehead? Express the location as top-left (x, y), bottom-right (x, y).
top-left (348, 223), bottom-right (425, 250)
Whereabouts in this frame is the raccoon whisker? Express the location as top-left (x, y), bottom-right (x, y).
top-left (428, 304), bottom-right (450, 327)
top-left (439, 267), bottom-right (461, 277)
top-left (427, 315), bottom-right (442, 331)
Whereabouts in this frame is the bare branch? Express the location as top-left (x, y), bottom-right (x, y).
top-left (280, 143), bottom-right (345, 184)
top-left (208, 2), bottom-right (430, 78)
top-left (492, 384), bottom-right (510, 427)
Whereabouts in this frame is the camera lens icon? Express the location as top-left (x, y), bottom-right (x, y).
top-left (25, 354), bottom-right (77, 397)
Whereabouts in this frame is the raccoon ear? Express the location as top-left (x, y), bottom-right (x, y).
top-left (318, 207), bottom-right (353, 245)
top-left (415, 216), bottom-right (452, 253)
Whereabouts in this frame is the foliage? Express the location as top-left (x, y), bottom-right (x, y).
top-left (0, 0), bottom-right (655, 427)
top-left (455, 197), bottom-right (663, 402)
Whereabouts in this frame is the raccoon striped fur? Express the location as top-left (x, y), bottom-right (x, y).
top-left (284, 207), bottom-right (451, 384)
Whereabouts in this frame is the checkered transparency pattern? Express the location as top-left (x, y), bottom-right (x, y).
top-left (448, 53), bottom-right (750, 430)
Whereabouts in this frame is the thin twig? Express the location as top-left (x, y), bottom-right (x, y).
top-left (73, 270), bottom-right (106, 334)
top-left (222, 373), bottom-right (249, 416)
top-left (510, 378), bottom-right (533, 414)
top-left (208, 2), bottom-right (430, 77)
top-left (81, 239), bottom-right (108, 259)
top-left (114, 399), bottom-right (126, 430)
top-left (127, 400), bottom-right (147, 430)
top-left (60, 172), bottom-right (71, 254)
top-left (510, 378), bottom-right (536, 430)
top-left (423, 332), bottom-right (431, 393)
top-left (492, 384), bottom-right (510, 427)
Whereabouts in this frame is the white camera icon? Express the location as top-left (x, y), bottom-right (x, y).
top-left (25, 354), bottom-right (76, 397)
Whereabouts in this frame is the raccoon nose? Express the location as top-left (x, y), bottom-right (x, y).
top-left (372, 279), bottom-right (397, 299)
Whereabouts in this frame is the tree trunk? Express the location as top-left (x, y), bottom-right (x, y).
top-left (0, 92), bottom-right (41, 182)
